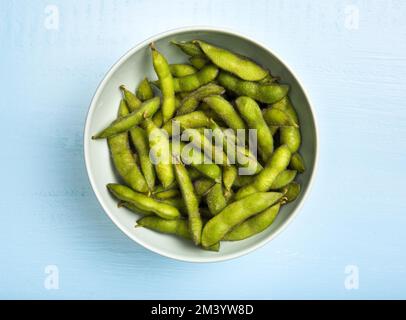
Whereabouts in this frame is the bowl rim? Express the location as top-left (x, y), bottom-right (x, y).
top-left (83, 26), bottom-right (319, 263)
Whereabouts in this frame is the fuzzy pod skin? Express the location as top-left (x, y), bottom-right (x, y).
top-left (152, 110), bottom-right (163, 128)
top-left (235, 145), bottom-right (292, 200)
top-left (270, 170), bottom-right (297, 190)
top-left (289, 153), bottom-right (305, 173)
top-left (206, 183), bottom-right (227, 216)
top-left (223, 165), bottom-right (237, 191)
top-left (107, 184), bottom-right (180, 220)
top-left (280, 182), bottom-right (301, 203)
top-left (223, 203), bottom-right (281, 241)
top-left (263, 108), bottom-right (298, 127)
top-left (235, 96), bottom-right (274, 162)
top-left (142, 118), bottom-right (175, 189)
top-left (193, 178), bottom-right (216, 197)
top-left (195, 40), bottom-right (268, 81)
top-left (119, 201), bottom-right (153, 216)
top-left (189, 56), bottom-right (209, 69)
top-left (153, 188), bottom-right (180, 200)
top-left (272, 97), bottom-right (301, 153)
top-left (173, 162), bottom-right (203, 245)
top-left (201, 192), bottom-right (283, 247)
top-left (171, 40), bottom-right (204, 57)
top-left (203, 95), bottom-right (246, 131)
top-left (171, 140), bottom-right (222, 184)
top-left (136, 78), bottom-right (154, 101)
top-left (173, 65), bottom-right (219, 92)
top-left (169, 64), bottom-right (198, 77)
top-left (93, 97), bottom-right (161, 139)
top-left (233, 174), bottom-right (255, 188)
top-left (217, 71), bottom-right (289, 104)
top-left (137, 216), bottom-right (219, 251)
top-left (176, 83), bottom-right (225, 115)
top-left (120, 85), bottom-right (142, 111)
top-left (151, 46), bottom-right (176, 123)
top-left (162, 111), bottom-right (211, 136)
top-left (130, 127), bottom-right (156, 190)
top-left (107, 101), bottom-right (148, 193)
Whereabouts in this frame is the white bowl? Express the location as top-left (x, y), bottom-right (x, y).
top-left (84, 26), bottom-right (318, 263)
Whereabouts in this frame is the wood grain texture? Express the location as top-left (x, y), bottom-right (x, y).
top-left (0, 0), bottom-right (406, 299)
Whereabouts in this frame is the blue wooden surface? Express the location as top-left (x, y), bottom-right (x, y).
top-left (1, 0), bottom-right (406, 299)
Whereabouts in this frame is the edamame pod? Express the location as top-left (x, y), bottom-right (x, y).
top-left (151, 45), bottom-right (176, 123)
top-left (120, 85), bottom-right (142, 111)
top-left (118, 201), bottom-right (153, 216)
top-left (235, 96), bottom-right (274, 162)
top-left (281, 182), bottom-right (301, 202)
top-left (289, 153), bottom-right (305, 173)
top-left (218, 71), bottom-right (289, 104)
top-left (194, 178), bottom-right (216, 197)
top-left (162, 111), bottom-right (211, 136)
top-left (107, 101), bottom-right (148, 193)
top-left (169, 64), bottom-right (197, 77)
top-left (201, 192), bottom-right (283, 247)
top-left (203, 95), bottom-right (246, 131)
top-left (235, 145), bottom-right (291, 200)
top-left (142, 118), bottom-right (175, 188)
top-left (174, 162), bottom-right (203, 245)
top-left (176, 83), bottom-right (225, 115)
top-left (130, 127), bottom-right (156, 190)
top-left (223, 203), bottom-right (281, 241)
top-left (189, 56), bottom-right (209, 69)
top-left (136, 78), bottom-right (154, 101)
top-left (223, 165), bottom-right (237, 191)
top-left (93, 97), bottom-right (161, 139)
top-left (263, 107), bottom-right (298, 127)
top-left (173, 65), bottom-right (219, 92)
top-left (107, 184), bottom-right (180, 219)
top-left (154, 188), bottom-right (180, 200)
top-left (194, 40), bottom-right (268, 81)
top-left (270, 170), bottom-right (297, 190)
top-left (206, 183), bottom-right (227, 216)
top-left (152, 110), bottom-right (163, 127)
top-left (272, 97), bottom-right (301, 153)
top-left (171, 40), bottom-right (204, 57)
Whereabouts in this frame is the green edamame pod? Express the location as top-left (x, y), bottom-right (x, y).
top-left (235, 96), bottom-right (274, 162)
top-left (171, 40), bottom-right (204, 57)
top-left (107, 184), bottom-right (180, 219)
top-left (150, 44), bottom-right (176, 123)
top-left (203, 95), bottom-right (246, 131)
top-left (263, 107), bottom-right (298, 127)
top-left (136, 78), bottom-right (154, 101)
top-left (201, 192), bottom-right (283, 247)
top-left (194, 40), bottom-right (268, 81)
top-left (187, 167), bottom-right (202, 180)
top-left (159, 197), bottom-right (188, 215)
top-left (130, 127), bottom-right (156, 190)
top-left (169, 64), bottom-right (197, 77)
top-left (233, 174), bottom-right (254, 188)
top-left (272, 97), bottom-right (301, 153)
top-left (107, 101), bottom-right (148, 193)
top-left (162, 111), bottom-right (211, 136)
top-left (174, 162), bottom-right (203, 245)
top-left (171, 140), bottom-right (222, 182)
top-left (194, 178), bottom-right (216, 197)
top-left (154, 188), bottom-right (180, 200)
top-left (176, 83), bottom-right (225, 115)
top-left (206, 183), bottom-right (227, 216)
top-left (235, 145), bottom-right (291, 200)
top-left (173, 65), bottom-right (219, 92)
top-left (281, 182), bottom-right (301, 203)
top-left (189, 56), bottom-right (208, 69)
top-left (223, 203), bottom-right (281, 241)
top-left (270, 170), bottom-right (297, 190)
top-left (120, 85), bottom-right (142, 111)
top-left (118, 201), bottom-right (153, 216)
top-left (223, 165), bottom-right (237, 191)
top-left (93, 97), bottom-right (161, 139)
top-left (142, 118), bottom-right (175, 188)
top-left (218, 71), bottom-right (289, 104)
top-left (152, 110), bottom-right (163, 128)
top-left (289, 153), bottom-right (305, 173)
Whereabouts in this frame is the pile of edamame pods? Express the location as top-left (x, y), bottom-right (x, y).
top-left (93, 39), bottom-right (305, 251)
